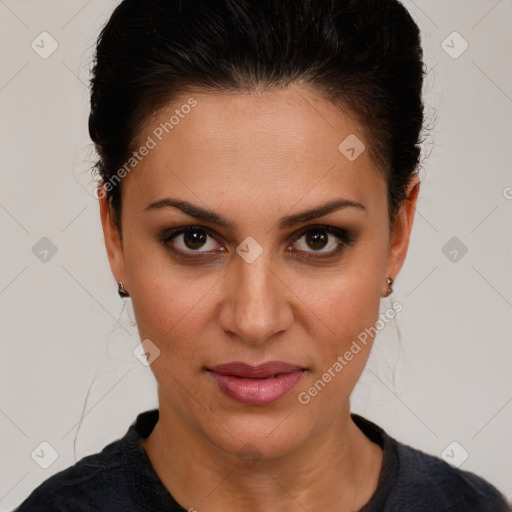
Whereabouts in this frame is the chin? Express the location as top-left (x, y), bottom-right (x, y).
top-left (210, 420), bottom-right (308, 464)
top-left (191, 395), bottom-right (323, 464)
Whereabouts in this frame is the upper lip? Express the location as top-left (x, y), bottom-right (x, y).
top-left (207, 361), bottom-right (305, 379)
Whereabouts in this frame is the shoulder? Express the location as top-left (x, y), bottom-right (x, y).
top-left (391, 440), bottom-right (511, 511)
top-left (351, 414), bottom-right (510, 512)
top-left (15, 421), bottom-right (144, 511)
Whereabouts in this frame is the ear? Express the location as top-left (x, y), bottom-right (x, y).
top-left (383, 174), bottom-right (420, 295)
top-left (98, 185), bottom-right (127, 288)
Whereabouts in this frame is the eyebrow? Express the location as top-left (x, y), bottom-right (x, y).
top-left (144, 197), bottom-right (366, 230)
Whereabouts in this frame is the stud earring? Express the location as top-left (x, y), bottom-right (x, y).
top-left (117, 281), bottom-right (129, 298)
top-left (383, 277), bottom-right (394, 297)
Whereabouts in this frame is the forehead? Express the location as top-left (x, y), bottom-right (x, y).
top-left (124, 85), bottom-right (386, 215)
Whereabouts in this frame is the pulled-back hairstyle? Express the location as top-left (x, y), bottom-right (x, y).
top-left (89, 0), bottom-right (426, 232)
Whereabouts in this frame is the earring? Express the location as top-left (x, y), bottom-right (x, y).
top-left (117, 281), bottom-right (129, 298)
top-left (383, 277), bottom-right (394, 297)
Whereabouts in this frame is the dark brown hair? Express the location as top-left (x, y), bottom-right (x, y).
top-left (89, 0), bottom-right (426, 232)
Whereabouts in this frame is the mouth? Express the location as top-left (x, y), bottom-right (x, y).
top-left (206, 361), bottom-right (306, 406)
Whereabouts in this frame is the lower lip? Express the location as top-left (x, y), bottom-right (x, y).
top-left (208, 370), bottom-right (304, 405)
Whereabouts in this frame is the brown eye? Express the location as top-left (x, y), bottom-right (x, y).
top-left (294, 228), bottom-right (340, 253)
top-left (160, 224), bottom-right (355, 261)
top-left (304, 231), bottom-right (329, 251)
top-left (290, 226), bottom-right (355, 259)
top-left (182, 230), bottom-right (208, 250)
top-left (163, 227), bottom-right (222, 254)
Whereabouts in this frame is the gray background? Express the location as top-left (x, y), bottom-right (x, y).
top-left (1, 0), bottom-right (511, 508)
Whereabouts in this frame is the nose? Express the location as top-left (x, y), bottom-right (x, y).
top-left (218, 249), bottom-right (294, 345)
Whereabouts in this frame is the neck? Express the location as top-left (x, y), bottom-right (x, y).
top-left (141, 390), bottom-right (383, 512)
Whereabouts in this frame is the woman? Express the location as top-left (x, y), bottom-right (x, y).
top-left (16, 0), bottom-right (511, 510)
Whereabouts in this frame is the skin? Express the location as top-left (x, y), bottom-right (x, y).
top-left (99, 83), bottom-right (420, 511)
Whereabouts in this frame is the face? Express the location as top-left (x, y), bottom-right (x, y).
top-left (100, 84), bottom-right (419, 460)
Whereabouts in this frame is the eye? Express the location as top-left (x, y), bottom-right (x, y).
top-left (289, 226), bottom-right (355, 259)
top-left (159, 224), bottom-right (355, 261)
top-left (161, 226), bottom-right (223, 255)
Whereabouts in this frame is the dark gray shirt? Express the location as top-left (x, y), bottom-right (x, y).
top-left (16, 409), bottom-right (511, 511)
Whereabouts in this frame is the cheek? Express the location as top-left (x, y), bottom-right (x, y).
top-left (288, 260), bottom-right (384, 410)
top-left (290, 262), bottom-right (384, 345)
top-left (294, 286), bottom-right (380, 418)
top-left (128, 269), bottom-right (215, 349)
top-left (288, 221), bottom-right (388, 339)
top-left (122, 224), bottom-right (220, 344)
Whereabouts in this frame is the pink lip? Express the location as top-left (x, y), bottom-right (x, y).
top-left (207, 361), bottom-right (305, 405)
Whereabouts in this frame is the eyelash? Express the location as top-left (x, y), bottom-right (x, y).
top-left (158, 225), bottom-right (356, 261)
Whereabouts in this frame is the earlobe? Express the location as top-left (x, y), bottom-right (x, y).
top-left (98, 185), bottom-right (127, 288)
